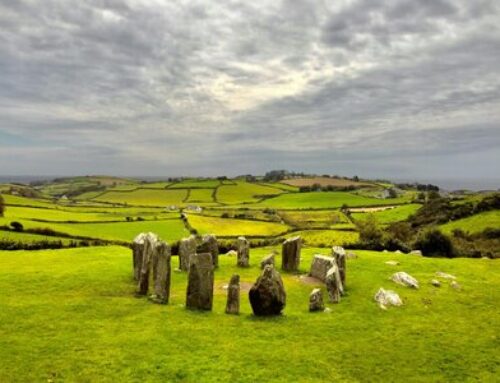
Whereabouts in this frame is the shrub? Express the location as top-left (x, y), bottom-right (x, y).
top-left (221, 212), bottom-right (230, 218)
top-left (10, 221), bottom-right (24, 232)
top-left (356, 214), bottom-right (383, 246)
top-left (413, 228), bottom-right (455, 258)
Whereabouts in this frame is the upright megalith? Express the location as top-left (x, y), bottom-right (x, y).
top-left (309, 288), bottom-right (325, 312)
top-left (332, 246), bottom-right (346, 286)
top-left (282, 236), bottom-right (301, 272)
top-left (134, 232), bottom-right (171, 304)
top-left (260, 252), bottom-right (275, 269)
top-left (225, 274), bottom-right (240, 315)
top-left (236, 236), bottom-right (250, 267)
top-left (186, 253), bottom-right (214, 310)
top-left (249, 265), bottom-right (286, 316)
top-left (309, 254), bottom-right (335, 282)
top-left (325, 264), bottom-right (343, 303)
top-left (132, 232), bottom-right (154, 281)
top-left (178, 235), bottom-right (197, 271)
top-left (198, 234), bottom-right (219, 268)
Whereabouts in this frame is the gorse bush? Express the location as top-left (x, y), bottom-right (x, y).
top-left (413, 228), bottom-right (455, 258)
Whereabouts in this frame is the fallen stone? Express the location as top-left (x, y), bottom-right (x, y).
top-left (198, 234), bottom-right (219, 268)
top-left (332, 246), bottom-right (346, 286)
top-left (186, 253), bottom-right (214, 311)
top-left (236, 236), bottom-right (250, 267)
top-left (451, 281), bottom-right (461, 290)
top-left (178, 235), bottom-right (197, 271)
top-left (325, 264), bottom-right (343, 303)
top-left (374, 288), bottom-right (403, 308)
top-left (431, 279), bottom-right (441, 287)
top-left (225, 274), bottom-right (240, 315)
top-left (391, 271), bottom-right (419, 289)
top-left (249, 265), bottom-right (286, 316)
top-left (309, 288), bottom-right (325, 312)
top-left (282, 236), bottom-right (301, 272)
top-left (309, 254), bottom-right (335, 282)
top-left (225, 250), bottom-right (237, 257)
top-left (260, 253), bottom-right (275, 269)
top-left (324, 307), bottom-right (332, 313)
top-left (395, 250), bottom-right (402, 254)
top-left (409, 250), bottom-right (423, 256)
top-left (385, 260), bottom-right (400, 266)
top-left (436, 271), bottom-right (457, 280)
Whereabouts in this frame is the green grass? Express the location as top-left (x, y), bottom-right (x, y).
top-left (350, 204), bottom-right (422, 224)
top-left (217, 182), bottom-right (284, 204)
top-left (0, 230), bottom-right (74, 244)
top-left (2, 194), bottom-right (56, 208)
top-left (187, 214), bottom-right (289, 237)
top-left (291, 229), bottom-right (359, 247)
top-left (186, 189), bottom-right (215, 204)
top-left (279, 209), bottom-right (353, 229)
top-left (94, 189), bottom-right (187, 206)
top-left (252, 192), bottom-right (410, 210)
top-left (0, 246), bottom-right (498, 382)
top-left (169, 179), bottom-right (221, 189)
top-left (440, 210), bottom-right (500, 234)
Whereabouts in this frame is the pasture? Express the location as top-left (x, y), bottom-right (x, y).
top-left (94, 189), bottom-right (188, 206)
top-left (0, 246), bottom-right (498, 382)
top-left (350, 204), bottom-right (422, 224)
top-left (439, 210), bottom-right (500, 234)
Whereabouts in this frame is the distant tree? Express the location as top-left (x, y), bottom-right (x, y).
top-left (413, 228), bottom-right (454, 258)
top-left (356, 214), bottom-right (383, 246)
top-left (353, 175), bottom-right (359, 182)
top-left (0, 194), bottom-right (4, 217)
top-left (10, 221), bottom-right (23, 232)
top-left (387, 188), bottom-right (398, 198)
top-left (263, 170), bottom-right (288, 182)
top-left (428, 190), bottom-right (441, 200)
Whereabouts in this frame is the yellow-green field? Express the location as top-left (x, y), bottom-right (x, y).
top-left (440, 210), bottom-right (500, 234)
top-left (94, 189), bottom-right (188, 206)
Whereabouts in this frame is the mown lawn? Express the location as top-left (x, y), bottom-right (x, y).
top-left (0, 246), bottom-right (498, 382)
top-left (439, 210), bottom-right (500, 234)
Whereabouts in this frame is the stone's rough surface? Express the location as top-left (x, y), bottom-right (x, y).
top-left (309, 288), bottom-right (325, 312)
top-left (332, 246), bottom-right (346, 286)
top-left (178, 235), bottom-right (197, 271)
top-left (451, 281), bottom-right (461, 290)
top-left (309, 254), bottom-right (335, 282)
top-left (346, 252), bottom-right (358, 259)
top-left (391, 272), bottom-right (419, 289)
top-left (374, 288), bottom-right (403, 308)
top-left (325, 264), bottom-right (343, 303)
top-left (260, 253), bottom-right (275, 269)
top-left (198, 234), bottom-right (219, 268)
top-left (225, 250), bottom-right (237, 257)
top-left (151, 241), bottom-right (171, 304)
top-left (282, 236), bottom-right (301, 271)
top-left (431, 279), bottom-right (441, 287)
top-left (249, 265), bottom-right (286, 316)
top-left (225, 274), bottom-right (240, 315)
top-left (132, 232), bottom-right (158, 281)
top-left (186, 253), bottom-right (214, 310)
top-left (236, 237), bottom-right (250, 267)
top-left (436, 271), bottom-right (457, 280)
top-left (385, 260), bottom-right (400, 266)
top-left (410, 250), bottom-right (423, 256)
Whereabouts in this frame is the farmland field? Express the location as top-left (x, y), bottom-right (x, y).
top-left (0, 246), bottom-right (498, 382)
top-left (216, 182), bottom-right (284, 204)
top-left (94, 189), bottom-right (187, 206)
top-left (281, 176), bottom-right (372, 188)
top-left (279, 209), bottom-right (353, 229)
top-left (0, 230), bottom-right (75, 244)
top-left (439, 210), bottom-right (500, 234)
top-left (186, 188), bottom-right (215, 204)
top-left (169, 179), bottom-right (221, 188)
top-left (350, 204), bottom-right (422, 224)
top-left (293, 229), bottom-right (359, 247)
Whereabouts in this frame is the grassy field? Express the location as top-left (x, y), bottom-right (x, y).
top-left (350, 204), bottom-right (422, 224)
top-left (279, 210), bottom-right (353, 229)
top-left (216, 182), bottom-right (284, 204)
top-left (252, 192), bottom-right (410, 210)
top-left (0, 230), bottom-right (75, 244)
top-left (281, 177), bottom-right (372, 188)
top-left (440, 210), bottom-right (500, 234)
top-left (292, 229), bottom-right (359, 247)
top-left (94, 189), bottom-right (188, 206)
top-left (187, 214), bottom-right (289, 237)
top-left (186, 189), bottom-right (215, 204)
top-left (0, 246), bottom-right (498, 382)
top-left (169, 179), bottom-right (221, 189)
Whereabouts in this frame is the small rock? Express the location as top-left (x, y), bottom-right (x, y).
top-left (451, 281), bottom-right (461, 290)
top-left (225, 250), bottom-right (237, 257)
top-left (409, 250), bottom-right (423, 256)
top-left (385, 260), bottom-right (400, 266)
top-left (374, 288), bottom-right (403, 308)
top-left (436, 271), bottom-right (456, 280)
top-left (391, 271), bottom-right (419, 289)
top-left (324, 307), bottom-right (332, 313)
top-left (309, 288), bottom-right (325, 312)
top-left (431, 279), bottom-right (441, 287)
top-left (395, 250), bottom-right (402, 254)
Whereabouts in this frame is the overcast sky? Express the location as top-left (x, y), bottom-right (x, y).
top-left (0, 0), bottom-right (499, 183)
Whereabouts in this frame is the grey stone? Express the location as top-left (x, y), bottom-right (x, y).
top-left (236, 236), bottom-right (250, 267)
top-left (225, 274), bottom-right (240, 315)
top-left (374, 288), bottom-right (403, 309)
top-left (249, 265), bottom-right (286, 316)
top-left (391, 271), bottom-right (419, 289)
top-left (260, 252), bottom-right (275, 269)
top-left (151, 241), bottom-right (171, 304)
top-left (451, 281), bottom-right (461, 290)
top-left (132, 232), bottom-right (158, 281)
top-left (309, 254), bottom-right (335, 282)
top-left (309, 288), bottom-right (325, 312)
top-left (431, 279), bottom-right (441, 287)
top-left (178, 235), bottom-right (197, 271)
top-left (325, 264), bottom-right (343, 303)
top-left (332, 246), bottom-right (346, 286)
top-left (198, 234), bottom-right (219, 268)
top-left (186, 253), bottom-right (214, 310)
top-left (282, 236), bottom-right (301, 272)
top-left (409, 250), bottom-right (423, 256)
top-left (436, 271), bottom-right (456, 280)
top-left (385, 260), bottom-right (400, 266)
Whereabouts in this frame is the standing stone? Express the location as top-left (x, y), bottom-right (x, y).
top-left (282, 236), bottom-right (301, 272)
top-left (178, 235), bottom-right (197, 271)
top-left (309, 254), bottom-right (335, 282)
top-left (132, 232), bottom-right (150, 281)
top-left (225, 274), bottom-right (240, 315)
top-left (260, 252), bottom-right (275, 269)
top-left (186, 253), bottom-right (214, 310)
top-left (309, 288), bottom-right (325, 312)
top-left (198, 234), bottom-right (219, 268)
top-left (325, 264), bottom-right (343, 303)
top-left (136, 233), bottom-right (158, 296)
top-left (249, 265), bottom-right (286, 316)
top-left (151, 241), bottom-right (171, 304)
top-left (332, 246), bottom-right (346, 286)
top-left (237, 236), bottom-right (250, 267)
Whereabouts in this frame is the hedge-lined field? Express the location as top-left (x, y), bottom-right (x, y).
top-left (94, 189), bottom-right (188, 206)
top-left (439, 210), bottom-right (500, 234)
top-left (350, 204), bottom-right (422, 224)
top-left (216, 182), bottom-right (285, 204)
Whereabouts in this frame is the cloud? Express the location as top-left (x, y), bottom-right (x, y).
top-left (0, 0), bottom-right (498, 183)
